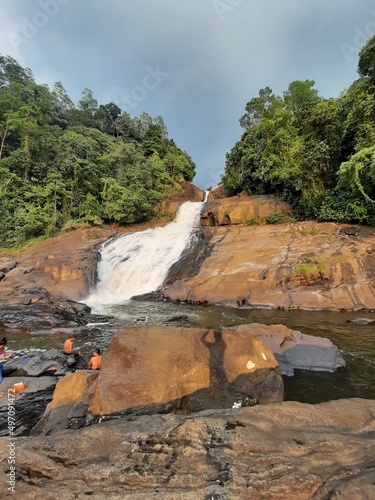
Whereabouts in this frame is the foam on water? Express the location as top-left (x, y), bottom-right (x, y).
top-left (85, 201), bottom-right (204, 308)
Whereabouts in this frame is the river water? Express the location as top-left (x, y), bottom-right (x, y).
top-left (4, 300), bottom-right (375, 404)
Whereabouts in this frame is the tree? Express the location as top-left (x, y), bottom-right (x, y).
top-left (0, 54), bottom-right (197, 247)
top-left (51, 81), bottom-right (75, 129)
top-left (239, 87), bottom-right (282, 130)
top-left (283, 80), bottom-right (320, 118)
top-left (358, 35), bottom-right (375, 82)
top-left (94, 102), bottom-right (121, 135)
top-left (77, 88), bottom-right (98, 127)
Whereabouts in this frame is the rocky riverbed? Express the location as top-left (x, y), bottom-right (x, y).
top-left (0, 192), bottom-right (374, 498)
top-left (1, 398), bottom-right (374, 498)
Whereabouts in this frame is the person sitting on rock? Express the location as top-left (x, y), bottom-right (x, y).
top-left (89, 349), bottom-right (102, 370)
top-left (0, 337), bottom-right (12, 391)
top-left (63, 335), bottom-right (80, 356)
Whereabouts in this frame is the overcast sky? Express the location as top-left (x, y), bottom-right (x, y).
top-left (1, 0), bottom-right (374, 188)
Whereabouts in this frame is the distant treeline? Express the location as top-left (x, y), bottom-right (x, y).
top-left (0, 55), bottom-right (195, 248)
top-left (223, 35), bottom-right (375, 224)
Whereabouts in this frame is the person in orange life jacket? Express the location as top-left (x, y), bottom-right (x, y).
top-left (63, 335), bottom-right (81, 355)
top-left (89, 349), bottom-right (102, 370)
top-left (0, 337), bottom-right (12, 386)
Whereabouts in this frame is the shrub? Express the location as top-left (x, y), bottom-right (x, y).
top-left (265, 211), bottom-right (284, 224)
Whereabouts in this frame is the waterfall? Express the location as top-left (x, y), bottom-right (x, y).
top-left (86, 201), bottom-right (204, 307)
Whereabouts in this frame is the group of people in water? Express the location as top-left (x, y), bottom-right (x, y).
top-left (63, 334), bottom-right (102, 370)
top-left (0, 334), bottom-right (102, 392)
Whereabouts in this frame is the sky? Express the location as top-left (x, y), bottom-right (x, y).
top-left (0, 0), bottom-right (374, 189)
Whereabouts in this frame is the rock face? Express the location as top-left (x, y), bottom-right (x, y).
top-left (230, 323), bottom-right (346, 376)
top-left (0, 229), bottom-right (107, 302)
top-left (0, 287), bottom-right (110, 332)
top-left (89, 326), bottom-right (283, 416)
top-left (163, 221), bottom-right (375, 311)
top-left (0, 376), bottom-right (56, 437)
top-left (1, 398), bottom-right (374, 498)
top-left (207, 184), bottom-right (226, 200)
top-left (3, 349), bottom-right (86, 377)
top-left (201, 194), bottom-right (292, 226)
top-left (32, 370), bottom-right (99, 435)
top-left (157, 180), bottom-right (204, 217)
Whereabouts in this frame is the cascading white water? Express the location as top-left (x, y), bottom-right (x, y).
top-left (86, 200), bottom-right (205, 308)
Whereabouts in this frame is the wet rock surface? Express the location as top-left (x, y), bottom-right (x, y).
top-left (230, 323), bottom-right (346, 376)
top-left (0, 398), bottom-right (374, 498)
top-left (0, 376), bottom-right (57, 437)
top-left (0, 287), bottom-right (112, 333)
top-left (0, 350), bottom-right (87, 436)
top-left (3, 349), bottom-right (86, 377)
top-left (348, 317), bottom-right (375, 325)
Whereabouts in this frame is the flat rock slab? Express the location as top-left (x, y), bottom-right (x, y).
top-left (3, 349), bottom-right (85, 377)
top-left (1, 398), bottom-right (374, 498)
top-left (231, 323), bottom-right (346, 376)
top-left (348, 317), bottom-right (375, 325)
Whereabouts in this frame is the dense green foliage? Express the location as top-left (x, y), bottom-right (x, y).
top-left (0, 56), bottom-right (195, 247)
top-left (223, 36), bottom-right (375, 224)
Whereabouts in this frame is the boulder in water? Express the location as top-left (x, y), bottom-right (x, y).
top-left (164, 314), bottom-right (191, 326)
top-left (348, 318), bottom-right (375, 325)
top-left (231, 323), bottom-right (346, 375)
top-left (89, 326), bottom-right (283, 417)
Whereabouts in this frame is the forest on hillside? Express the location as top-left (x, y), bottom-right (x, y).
top-left (0, 55), bottom-right (195, 248)
top-left (223, 35), bottom-right (375, 225)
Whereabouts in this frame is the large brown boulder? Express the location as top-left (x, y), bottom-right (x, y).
top-left (89, 326), bottom-right (283, 416)
top-left (201, 194), bottom-right (292, 226)
top-left (157, 181), bottom-right (204, 218)
top-left (207, 184), bottom-right (226, 200)
top-left (33, 370), bottom-right (99, 435)
top-left (163, 221), bottom-right (375, 311)
top-left (1, 398), bottom-right (374, 498)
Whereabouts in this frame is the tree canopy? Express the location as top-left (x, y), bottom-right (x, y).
top-left (0, 55), bottom-right (195, 248)
top-left (223, 35), bottom-right (375, 225)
